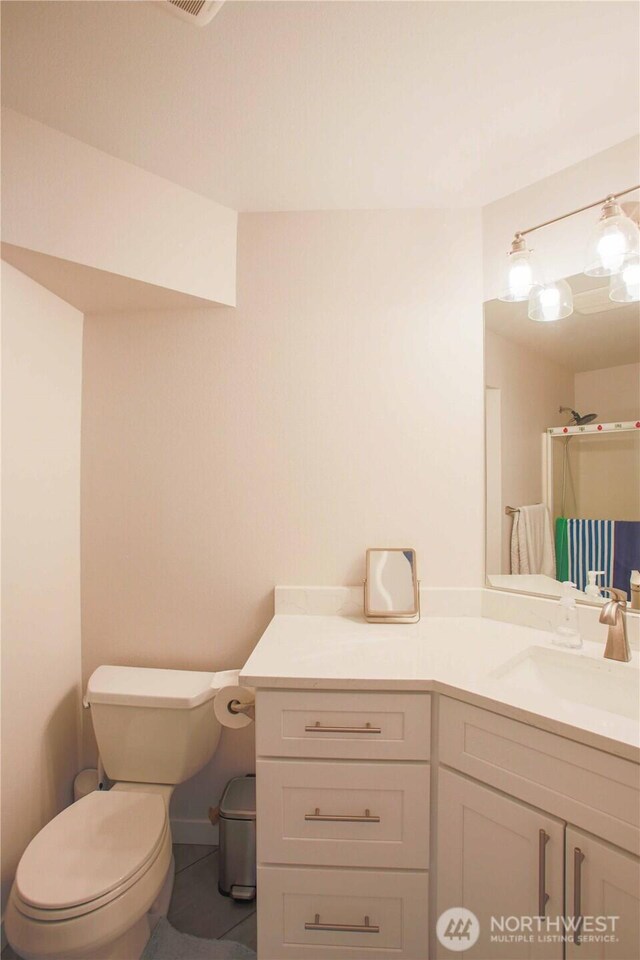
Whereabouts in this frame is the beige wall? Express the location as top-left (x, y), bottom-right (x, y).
top-left (485, 329), bottom-right (574, 574)
top-left (574, 362), bottom-right (640, 423)
top-left (573, 363), bottom-right (640, 521)
top-left (1, 262), bottom-right (83, 913)
top-left (80, 209), bottom-right (484, 819)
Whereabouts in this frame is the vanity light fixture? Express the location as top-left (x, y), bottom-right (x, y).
top-left (528, 278), bottom-right (574, 322)
top-left (499, 235), bottom-right (539, 302)
top-left (585, 196), bottom-right (640, 277)
top-left (500, 184), bottom-right (640, 317)
top-left (609, 256), bottom-right (640, 303)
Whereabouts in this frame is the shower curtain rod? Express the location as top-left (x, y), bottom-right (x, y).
top-left (547, 419), bottom-right (640, 438)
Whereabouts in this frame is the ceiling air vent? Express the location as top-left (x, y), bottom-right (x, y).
top-left (573, 285), bottom-right (622, 316)
top-left (165, 0), bottom-right (225, 26)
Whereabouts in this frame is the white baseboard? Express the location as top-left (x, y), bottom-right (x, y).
top-left (170, 817), bottom-right (219, 846)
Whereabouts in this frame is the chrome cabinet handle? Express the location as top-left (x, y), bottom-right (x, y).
top-left (305, 914), bottom-right (379, 934)
top-left (574, 847), bottom-right (585, 946)
top-left (305, 807), bottom-right (380, 823)
top-left (304, 721), bottom-right (382, 734)
top-left (538, 830), bottom-right (550, 917)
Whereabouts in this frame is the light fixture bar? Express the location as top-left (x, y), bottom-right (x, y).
top-left (515, 184), bottom-right (640, 240)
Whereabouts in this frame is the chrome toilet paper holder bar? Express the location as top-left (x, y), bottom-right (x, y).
top-left (228, 699), bottom-right (255, 720)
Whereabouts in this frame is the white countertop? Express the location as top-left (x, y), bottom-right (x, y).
top-left (487, 574), bottom-right (594, 601)
top-left (241, 613), bottom-right (640, 761)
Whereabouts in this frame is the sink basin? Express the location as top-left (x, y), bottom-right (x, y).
top-left (491, 646), bottom-right (639, 723)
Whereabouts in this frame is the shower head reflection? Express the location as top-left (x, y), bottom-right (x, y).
top-left (559, 406), bottom-right (598, 426)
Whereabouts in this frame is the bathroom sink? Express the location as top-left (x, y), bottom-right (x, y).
top-left (491, 646), bottom-right (639, 722)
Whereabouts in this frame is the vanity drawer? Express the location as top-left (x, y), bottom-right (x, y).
top-left (439, 697), bottom-right (640, 854)
top-left (257, 759), bottom-right (430, 868)
top-left (256, 690), bottom-right (431, 760)
top-left (257, 864), bottom-right (429, 959)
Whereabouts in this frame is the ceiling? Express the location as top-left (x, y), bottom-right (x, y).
top-left (484, 273), bottom-right (640, 373)
top-left (2, 1), bottom-right (638, 212)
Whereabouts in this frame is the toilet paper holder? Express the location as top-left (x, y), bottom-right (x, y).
top-left (228, 699), bottom-right (255, 720)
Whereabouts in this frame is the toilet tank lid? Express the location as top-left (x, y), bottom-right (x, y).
top-left (85, 665), bottom-right (220, 709)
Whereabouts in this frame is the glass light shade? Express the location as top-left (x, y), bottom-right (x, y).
top-left (528, 279), bottom-right (573, 322)
top-left (584, 200), bottom-right (640, 277)
top-left (609, 258), bottom-right (640, 302)
top-left (499, 238), bottom-right (538, 302)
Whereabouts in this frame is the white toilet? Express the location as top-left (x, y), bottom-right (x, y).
top-left (6, 665), bottom-right (229, 960)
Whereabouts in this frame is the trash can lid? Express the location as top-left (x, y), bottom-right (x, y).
top-left (220, 776), bottom-right (256, 820)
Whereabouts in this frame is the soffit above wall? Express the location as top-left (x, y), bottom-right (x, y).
top-left (1, 109), bottom-right (237, 308)
top-left (1, 245), bottom-right (220, 316)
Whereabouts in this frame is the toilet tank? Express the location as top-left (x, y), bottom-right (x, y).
top-left (85, 666), bottom-right (223, 784)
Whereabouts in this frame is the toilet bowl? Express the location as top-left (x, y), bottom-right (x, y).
top-left (6, 666), bottom-right (227, 960)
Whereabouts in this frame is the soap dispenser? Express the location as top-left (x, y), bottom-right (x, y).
top-left (554, 582), bottom-right (582, 648)
top-left (585, 570), bottom-right (604, 599)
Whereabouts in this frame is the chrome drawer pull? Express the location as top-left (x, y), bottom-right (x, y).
top-left (304, 721), bottom-right (382, 734)
top-left (538, 829), bottom-right (550, 917)
top-left (574, 847), bottom-right (585, 946)
top-left (305, 914), bottom-right (379, 934)
top-left (305, 807), bottom-right (380, 823)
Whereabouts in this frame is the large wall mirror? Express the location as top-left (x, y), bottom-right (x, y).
top-left (485, 272), bottom-right (640, 607)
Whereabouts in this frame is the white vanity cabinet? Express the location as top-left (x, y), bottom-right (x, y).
top-left (437, 697), bottom-right (640, 960)
top-left (256, 689), bottom-right (431, 959)
top-left (436, 788), bottom-right (640, 960)
top-left (254, 686), bottom-right (639, 960)
top-left (565, 827), bottom-right (640, 960)
top-left (438, 698), bottom-right (640, 855)
top-left (437, 769), bottom-right (565, 960)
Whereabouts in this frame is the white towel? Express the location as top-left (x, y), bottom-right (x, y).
top-left (510, 504), bottom-right (555, 578)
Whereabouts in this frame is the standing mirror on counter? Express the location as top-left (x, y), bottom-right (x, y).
top-left (364, 548), bottom-right (420, 622)
top-left (484, 269), bottom-right (640, 608)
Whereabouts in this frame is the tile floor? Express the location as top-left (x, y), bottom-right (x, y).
top-left (1, 843), bottom-right (257, 959)
top-left (169, 843), bottom-right (256, 949)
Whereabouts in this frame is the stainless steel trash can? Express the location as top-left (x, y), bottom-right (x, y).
top-left (218, 775), bottom-right (256, 901)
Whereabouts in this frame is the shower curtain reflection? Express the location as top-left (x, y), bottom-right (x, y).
top-left (550, 429), bottom-right (640, 595)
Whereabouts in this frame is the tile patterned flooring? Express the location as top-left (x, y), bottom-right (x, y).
top-left (169, 843), bottom-right (256, 949)
top-left (2, 843), bottom-right (257, 959)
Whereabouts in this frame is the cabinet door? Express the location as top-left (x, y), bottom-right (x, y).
top-left (437, 769), bottom-right (564, 960)
top-left (566, 826), bottom-right (640, 960)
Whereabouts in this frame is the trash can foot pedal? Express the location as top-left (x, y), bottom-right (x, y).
top-left (230, 884), bottom-right (256, 901)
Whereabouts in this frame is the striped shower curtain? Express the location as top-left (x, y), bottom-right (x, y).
top-left (555, 518), bottom-right (615, 592)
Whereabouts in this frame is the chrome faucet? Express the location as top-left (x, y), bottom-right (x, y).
top-left (599, 587), bottom-right (631, 662)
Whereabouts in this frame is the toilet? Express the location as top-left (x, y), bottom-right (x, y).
top-left (6, 665), bottom-right (228, 960)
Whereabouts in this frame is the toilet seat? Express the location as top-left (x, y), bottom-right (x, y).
top-left (14, 790), bottom-right (167, 921)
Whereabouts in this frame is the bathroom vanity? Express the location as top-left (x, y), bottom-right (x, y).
top-left (241, 591), bottom-right (640, 960)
